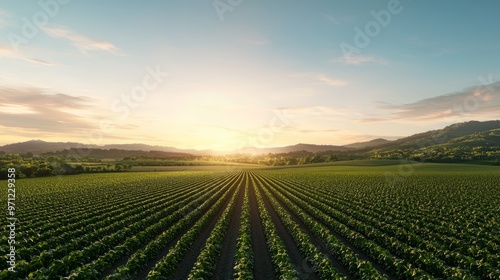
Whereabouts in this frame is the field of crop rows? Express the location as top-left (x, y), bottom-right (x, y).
top-left (1, 168), bottom-right (499, 279)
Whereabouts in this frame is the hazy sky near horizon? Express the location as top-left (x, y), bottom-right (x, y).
top-left (1, 0), bottom-right (499, 150)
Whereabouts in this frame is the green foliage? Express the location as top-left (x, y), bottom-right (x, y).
top-left (261, 166), bottom-right (500, 279)
top-left (1, 165), bottom-right (498, 279)
top-left (0, 154), bottom-right (132, 179)
top-left (233, 179), bottom-right (254, 280)
top-left (252, 175), bottom-right (299, 279)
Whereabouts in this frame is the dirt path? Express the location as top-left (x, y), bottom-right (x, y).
top-left (251, 173), bottom-right (320, 280)
top-left (211, 174), bottom-right (246, 280)
top-left (247, 173), bottom-right (277, 280)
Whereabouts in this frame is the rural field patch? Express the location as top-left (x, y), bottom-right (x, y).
top-left (1, 165), bottom-right (499, 279)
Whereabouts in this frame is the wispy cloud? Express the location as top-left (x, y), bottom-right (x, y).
top-left (0, 8), bottom-right (11, 29)
top-left (0, 44), bottom-right (53, 65)
top-left (359, 82), bottom-right (500, 123)
top-left (289, 72), bottom-right (348, 87)
top-left (316, 74), bottom-right (348, 87)
top-left (273, 106), bottom-right (346, 116)
top-left (41, 25), bottom-right (121, 54)
top-left (335, 54), bottom-right (388, 65)
top-left (0, 87), bottom-right (97, 134)
top-left (284, 127), bottom-right (337, 134)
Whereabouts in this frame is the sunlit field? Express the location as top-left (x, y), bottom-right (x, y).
top-left (2, 163), bottom-right (499, 279)
top-left (1, 1), bottom-right (500, 279)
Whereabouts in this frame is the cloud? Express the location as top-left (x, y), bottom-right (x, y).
top-left (0, 44), bottom-right (53, 65)
top-left (25, 57), bottom-right (53, 65)
top-left (0, 87), bottom-right (97, 134)
top-left (0, 8), bottom-right (11, 29)
top-left (359, 82), bottom-right (500, 123)
top-left (41, 25), bottom-right (121, 54)
top-left (289, 72), bottom-right (348, 87)
top-left (335, 54), bottom-right (388, 65)
top-left (316, 74), bottom-right (348, 87)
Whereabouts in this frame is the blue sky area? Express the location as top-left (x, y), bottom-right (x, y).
top-left (1, 0), bottom-right (499, 150)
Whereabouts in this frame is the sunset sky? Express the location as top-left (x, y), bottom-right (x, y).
top-left (1, 1), bottom-right (499, 151)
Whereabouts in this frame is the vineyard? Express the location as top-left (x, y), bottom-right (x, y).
top-left (1, 164), bottom-right (499, 279)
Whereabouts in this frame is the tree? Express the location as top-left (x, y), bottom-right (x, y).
top-left (20, 164), bottom-right (36, 178)
top-left (74, 165), bottom-right (84, 173)
top-left (34, 167), bottom-right (53, 177)
top-left (325, 154), bottom-right (337, 162)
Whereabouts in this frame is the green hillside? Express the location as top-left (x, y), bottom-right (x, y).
top-left (370, 121), bottom-right (500, 163)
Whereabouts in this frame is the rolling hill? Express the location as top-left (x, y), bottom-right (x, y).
top-left (1, 120), bottom-right (499, 158)
top-left (236, 143), bottom-right (352, 154)
top-left (0, 140), bottom-right (211, 156)
top-left (369, 120), bottom-right (500, 152)
top-left (343, 138), bottom-right (391, 149)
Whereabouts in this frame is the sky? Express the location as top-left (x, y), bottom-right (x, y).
top-left (0, 0), bottom-right (499, 151)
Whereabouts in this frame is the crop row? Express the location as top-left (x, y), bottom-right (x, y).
top-left (257, 175), bottom-right (387, 280)
top-left (145, 173), bottom-right (243, 279)
top-left (18, 175), bottom-right (229, 279)
top-left (232, 175), bottom-right (253, 280)
top-left (1, 172), bottom-right (236, 279)
top-left (187, 177), bottom-right (242, 279)
top-left (260, 173), bottom-right (431, 279)
top-left (6, 172), bottom-right (227, 250)
top-left (271, 175), bottom-right (496, 279)
top-left (101, 172), bottom-right (241, 279)
top-left (251, 174), bottom-right (299, 279)
top-left (9, 177), bottom-right (208, 264)
top-left (298, 176), bottom-right (500, 262)
top-left (253, 173), bottom-right (347, 280)
top-left (16, 173), bottom-right (195, 223)
top-left (307, 180), bottom-right (500, 278)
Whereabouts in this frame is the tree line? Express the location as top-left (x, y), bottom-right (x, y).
top-left (0, 153), bottom-right (132, 180)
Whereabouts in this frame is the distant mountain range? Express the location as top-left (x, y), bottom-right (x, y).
top-left (1, 120), bottom-right (499, 157)
top-left (0, 140), bottom-right (356, 157)
top-left (235, 143), bottom-right (352, 155)
top-left (0, 140), bottom-right (211, 156)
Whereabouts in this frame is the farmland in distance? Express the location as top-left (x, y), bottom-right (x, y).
top-left (1, 163), bottom-right (499, 279)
